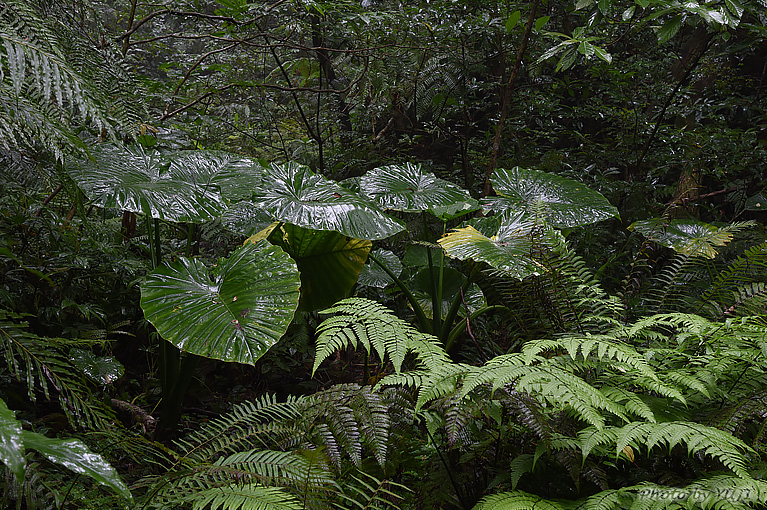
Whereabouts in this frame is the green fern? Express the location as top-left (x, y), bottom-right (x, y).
top-left (190, 485), bottom-right (304, 510)
top-left (578, 422), bottom-right (754, 479)
top-left (0, 309), bottom-right (115, 429)
top-left (315, 297), bottom-right (449, 375)
top-left (694, 242), bottom-right (767, 318)
top-left (144, 385), bottom-right (407, 509)
top-left (0, 0), bottom-right (141, 158)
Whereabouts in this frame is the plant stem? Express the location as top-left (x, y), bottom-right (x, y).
top-left (368, 252), bottom-right (432, 334)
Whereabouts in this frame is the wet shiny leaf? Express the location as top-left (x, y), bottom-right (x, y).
top-left (69, 349), bottom-right (124, 385)
top-left (0, 399), bottom-right (25, 481)
top-left (439, 213), bottom-right (546, 279)
top-left (268, 224), bottom-right (371, 311)
top-left (22, 430), bottom-right (132, 501)
top-left (358, 249), bottom-right (403, 288)
top-left (629, 218), bottom-right (752, 259)
top-left (252, 162), bottom-right (404, 240)
top-left (68, 145), bottom-right (264, 222)
top-left (140, 240), bottom-right (300, 364)
top-left (361, 162), bottom-right (478, 218)
top-left (484, 167), bottom-right (618, 228)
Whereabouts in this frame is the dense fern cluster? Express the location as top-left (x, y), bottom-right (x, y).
top-left (0, 0), bottom-right (143, 158)
top-left (141, 386), bottom-right (406, 510)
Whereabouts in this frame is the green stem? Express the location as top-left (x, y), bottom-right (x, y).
top-left (368, 253), bottom-right (432, 334)
top-left (426, 245), bottom-right (442, 337)
top-left (440, 272), bottom-right (476, 345)
top-left (445, 305), bottom-right (506, 353)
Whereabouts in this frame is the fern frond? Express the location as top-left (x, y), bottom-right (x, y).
top-left (316, 298), bottom-right (440, 374)
top-left (473, 491), bottom-right (565, 510)
top-left (301, 384), bottom-right (391, 468)
top-left (337, 470), bottom-right (407, 510)
top-left (709, 390), bottom-right (767, 442)
top-left (695, 242), bottom-right (767, 318)
top-left (190, 484), bottom-right (304, 510)
top-left (0, 309), bottom-right (114, 429)
top-left (523, 333), bottom-right (657, 379)
top-left (599, 386), bottom-right (656, 422)
top-left (578, 422), bottom-right (754, 479)
top-left (174, 396), bottom-right (304, 463)
top-left (461, 354), bottom-right (624, 429)
top-left (0, 0), bottom-right (142, 158)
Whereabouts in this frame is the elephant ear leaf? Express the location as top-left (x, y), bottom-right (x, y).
top-left (167, 150), bottom-right (266, 203)
top-left (251, 162), bottom-right (403, 240)
top-left (361, 162), bottom-right (478, 219)
top-left (485, 167), bottom-right (618, 228)
top-left (140, 240), bottom-right (301, 365)
top-left (68, 144), bottom-right (228, 222)
top-left (22, 431), bottom-right (132, 501)
top-left (629, 218), bottom-right (754, 259)
top-left (268, 224), bottom-right (371, 311)
top-left (0, 399), bottom-right (25, 481)
top-left (439, 213), bottom-right (546, 279)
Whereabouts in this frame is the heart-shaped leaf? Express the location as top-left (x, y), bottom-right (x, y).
top-left (167, 150), bottom-right (266, 203)
top-left (361, 162), bottom-right (479, 218)
top-left (69, 349), bottom-right (124, 385)
top-left (251, 162), bottom-right (404, 240)
top-left (69, 145), bottom-right (228, 222)
top-left (268, 224), bottom-right (371, 311)
top-left (140, 240), bottom-right (300, 364)
top-left (439, 213), bottom-right (546, 279)
top-left (223, 202), bottom-right (279, 237)
top-left (484, 167), bottom-right (618, 228)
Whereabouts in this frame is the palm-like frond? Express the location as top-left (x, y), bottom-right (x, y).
top-left (315, 297), bottom-right (450, 375)
top-left (0, 0), bottom-right (142, 158)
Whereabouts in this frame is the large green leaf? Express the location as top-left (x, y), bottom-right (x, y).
top-left (167, 150), bottom-right (266, 203)
top-left (485, 167), bottom-right (618, 228)
top-left (360, 162), bottom-right (479, 218)
top-left (0, 398), bottom-right (131, 500)
top-left (22, 430), bottom-right (132, 501)
top-left (140, 240), bottom-right (301, 364)
top-left (251, 162), bottom-right (404, 240)
top-left (0, 399), bottom-right (25, 481)
top-left (268, 224), bottom-right (371, 311)
top-left (69, 349), bottom-right (124, 386)
top-left (223, 202), bottom-right (278, 237)
top-left (438, 214), bottom-right (546, 279)
top-left (629, 219), bottom-right (752, 259)
top-left (68, 145), bottom-right (225, 222)
top-left (69, 145), bottom-right (265, 222)
top-left (357, 248), bottom-right (403, 288)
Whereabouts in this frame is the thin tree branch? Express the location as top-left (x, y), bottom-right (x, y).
top-left (484, 0), bottom-right (539, 197)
